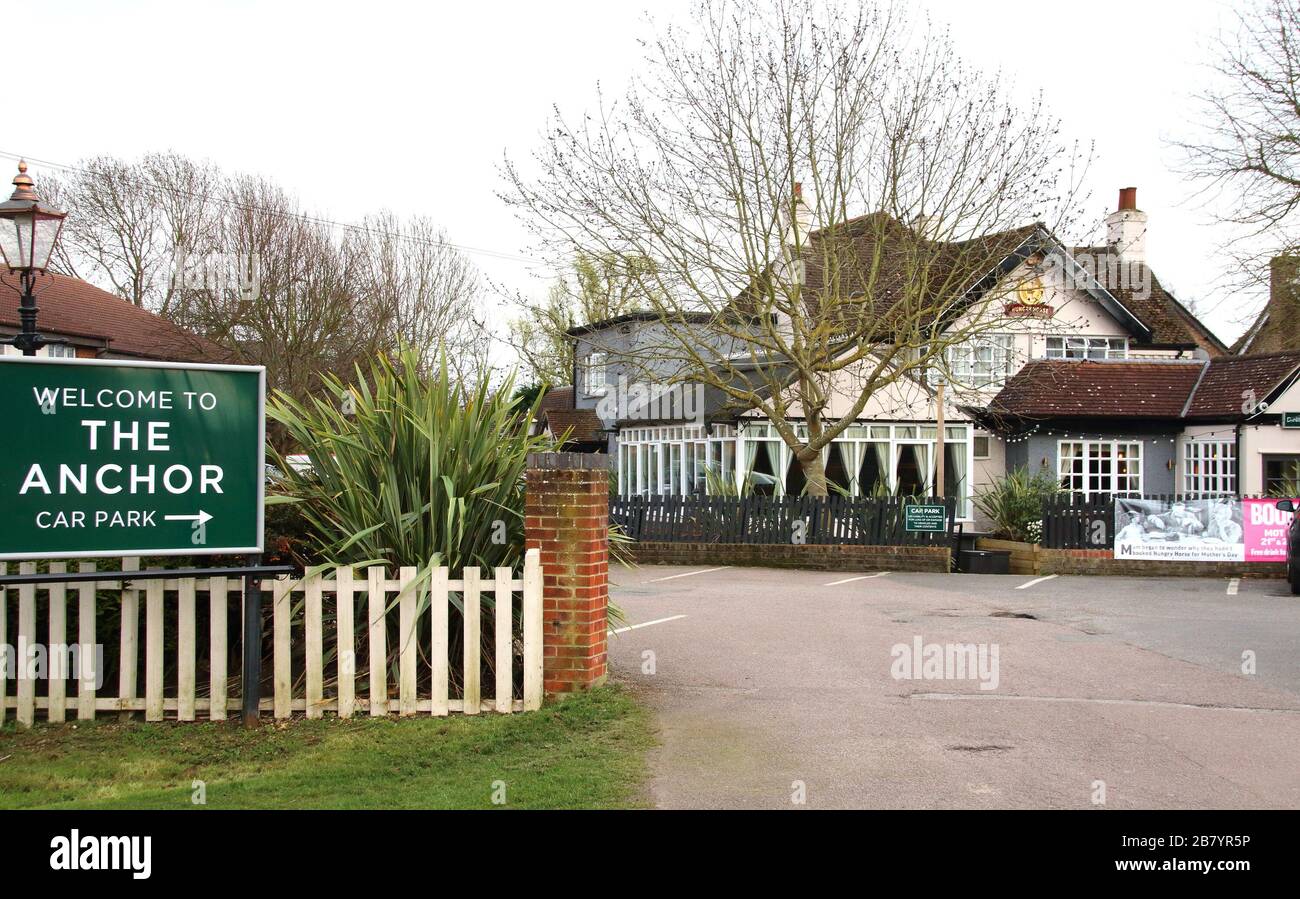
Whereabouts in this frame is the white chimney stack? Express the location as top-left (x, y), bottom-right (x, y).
top-left (1105, 186), bottom-right (1147, 263)
top-left (787, 182), bottom-right (813, 247)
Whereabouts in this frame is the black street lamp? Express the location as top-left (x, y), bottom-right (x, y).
top-left (0, 160), bottom-right (68, 356)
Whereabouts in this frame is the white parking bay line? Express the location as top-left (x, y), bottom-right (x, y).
top-left (610, 614), bottom-right (688, 635)
top-left (1227, 578), bottom-right (1240, 596)
top-left (1015, 574), bottom-right (1058, 590)
top-left (646, 567), bottom-right (730, 583)
top-left (823, 572), bottom-right (890, 586)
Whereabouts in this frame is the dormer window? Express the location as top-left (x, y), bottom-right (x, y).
top-left (584, 352), bottom-right (608, 395)
top-left (1045, 336), bottom-right (1127, 360)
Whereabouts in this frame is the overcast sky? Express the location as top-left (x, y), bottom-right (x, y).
top-left (8, 0), bottom-right (1255, 349)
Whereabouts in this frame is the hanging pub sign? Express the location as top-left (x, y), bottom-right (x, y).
top-left (1004, 275), bottom-right (1054, 319)
top-left (0, 357), bottom-right (265, 560)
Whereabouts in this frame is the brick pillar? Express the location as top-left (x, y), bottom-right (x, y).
top-left (524, 452), bottom-right (609, 694)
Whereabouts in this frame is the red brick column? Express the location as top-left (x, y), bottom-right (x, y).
top-left (524, 453), bottom-right (609, 695)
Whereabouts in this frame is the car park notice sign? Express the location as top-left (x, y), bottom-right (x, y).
top-left (904, 503), bottom-right (947, 533)
top-left (0, 358), bottom-right (264, 560)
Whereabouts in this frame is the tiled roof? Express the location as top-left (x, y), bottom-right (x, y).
top-left (539, 385), bottom-right (574, 412)
top-left (1185, 350), bottom-right (1300, 417)
top-left (0, 272), bottom-right (229, 362)
top-left (988, 353), bottom-right (1300, 420)
top-left (731, 213), bottom-right (1041, 337)
top-left (1070, 248), bottom-right (1227, 354)
top-left (541, 408), bottom-right (606, 443)
top-left (989, 359), bottom-right (1206, 418)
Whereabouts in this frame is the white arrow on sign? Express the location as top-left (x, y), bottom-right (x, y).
top-left (164, 510), bottom-right (214, 526)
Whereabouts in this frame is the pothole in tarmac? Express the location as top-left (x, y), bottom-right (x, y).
top-left (989, 610), bottom-right (1038, 620)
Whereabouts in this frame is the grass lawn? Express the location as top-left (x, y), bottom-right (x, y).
top-left (0, 684), bottom-right (653, 810)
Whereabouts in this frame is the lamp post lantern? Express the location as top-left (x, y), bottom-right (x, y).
top-left (0, 160), bottom-right (68, 356)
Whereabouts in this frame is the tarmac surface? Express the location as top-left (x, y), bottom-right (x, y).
top-left (606, 564), bottom-right (1300, 809)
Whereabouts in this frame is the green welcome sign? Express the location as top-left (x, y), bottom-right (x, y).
top-left (1283, 411), bottom-right (1300, 429)
top-left (0, 358), bottom-right (265, 560)
top-left (904, 503), bottom-right (948, 533)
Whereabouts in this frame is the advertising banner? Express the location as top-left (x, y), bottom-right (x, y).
top-left (1113, 497), bottom-right (1295, 563)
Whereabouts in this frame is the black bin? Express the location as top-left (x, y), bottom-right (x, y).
top-left (958, 549), bottom-right (1010, 574)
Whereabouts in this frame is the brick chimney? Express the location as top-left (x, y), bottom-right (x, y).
top-left (1105, 186), bottom-right (1147, 263)
top-left (1258, 255), bottom-right (1300, 353)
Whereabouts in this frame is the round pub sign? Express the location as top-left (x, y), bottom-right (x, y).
top-left (0, 357), bottom-right (265, 560)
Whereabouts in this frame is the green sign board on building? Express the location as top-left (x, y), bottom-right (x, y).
top-left (1283, 411), bottom-right (1300, 429)
top-left (0, 358), bottom-right (265, 560)
top-left (904, 503), bottom-right (947, 533)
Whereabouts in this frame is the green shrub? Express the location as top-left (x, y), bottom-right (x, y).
top-left (266, 349), bottom-right (550, 575)
top-left (974, 466), bottom-right (1062, 543)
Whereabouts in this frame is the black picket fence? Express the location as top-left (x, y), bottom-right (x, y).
top-left (610, 494), bottom-right (959, 546)
top-left (1040, 494), bottom-right (1113, 549)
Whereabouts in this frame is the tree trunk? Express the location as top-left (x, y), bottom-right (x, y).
top-left (798, 450), bottom-right (829, 497)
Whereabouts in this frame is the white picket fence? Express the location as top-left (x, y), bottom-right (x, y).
top-left (0, 548), bottom-right (542, 727)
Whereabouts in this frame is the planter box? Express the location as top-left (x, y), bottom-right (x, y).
top-left (975, 537), bottom-right (1042, 575)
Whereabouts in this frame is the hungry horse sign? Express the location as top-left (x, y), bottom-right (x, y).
top-left (0, 357), bottom-right (264, 559)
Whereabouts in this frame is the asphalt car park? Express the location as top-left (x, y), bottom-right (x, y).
top-left (607, 564), bottom-right (1300, 809)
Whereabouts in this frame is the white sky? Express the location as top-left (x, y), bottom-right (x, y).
top-left (7, 0), bottom-right (1257, 350)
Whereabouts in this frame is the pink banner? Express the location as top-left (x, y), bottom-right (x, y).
top-left (1243, 499), bottom-right (1297, 563)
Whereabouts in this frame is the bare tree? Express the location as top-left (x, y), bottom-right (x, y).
top-left (1176, 0), bottom-right (1300, 281)
top-left (350, 211), bottom-right (488, 380)
top-left (43, 153), bottom-right (491, 443)
top-left (502, 0), bottom-right (1086, 494)
top-left (505, 251), bottom-right (657, 386)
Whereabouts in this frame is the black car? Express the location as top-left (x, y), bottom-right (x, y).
top-left (1278, 500), bottom-right (1300, 595)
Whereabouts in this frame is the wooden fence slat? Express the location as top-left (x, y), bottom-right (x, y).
top-left (119, 556), bottom-right (140, 721)
top-left (335, 567), bottom-right (355, 719)
top-left (0, 562), bottom-right (7, 726)
top-left (522, 548), bottom-right (543, 712)
top-left (462, 567), bottom-right (481, 715)
top-left (209, 576), bottom-right (228, 720)
top-left (430, 566), bottom-right (449, 717)
top-left (145, 580), bottom-right (165, 722)
top-left (398, 566), bottom-right (417, 717)
top-left (305, 574), bottom-right (324, 719)
top-left (17, 562), bottom-right (36, 727)
top-left (177, 577), bottom-right (197, 721)
top-left (273, 578), bottom-right (292, 719)
top-left (77, 562), bottom-right (97, 721)
top-left (48, 561), bottom-right (68, 723)
top-left (367, 566), bottom-right (387, 717)
top-left (494, 567), bottom-right (513, 713)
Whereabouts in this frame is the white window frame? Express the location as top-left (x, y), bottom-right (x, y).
top-left (945, 334), bottom-right (1014, 388)
top-left (1044, 336), bottom-right (1128, 360)
top-left (583, 352), bottom-right (607, 395)
top-left (1057, 439), bottom-right (1143, 497)
top-left (1182, 439), bottom-right (1236, 497)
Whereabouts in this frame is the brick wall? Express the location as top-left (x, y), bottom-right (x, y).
top-left (1039, 548), bottom-right (1288, 579)
top-left (627, 541), bottom-right (951, 572)
top-left (524, 453), bottom-right (610, 695)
